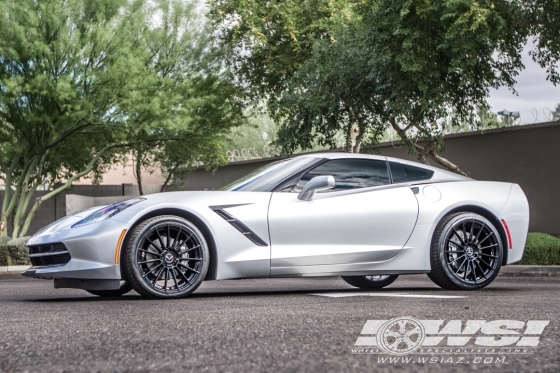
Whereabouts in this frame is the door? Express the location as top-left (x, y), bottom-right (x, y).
top-left (267, 158), bottom-right (418, 275)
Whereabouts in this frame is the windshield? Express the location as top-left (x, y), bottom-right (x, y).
top-left (220, 157), bottom-right (320, 192)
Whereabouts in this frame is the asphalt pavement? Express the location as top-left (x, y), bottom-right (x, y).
top-left (0, 273), bottom-right (558, 373)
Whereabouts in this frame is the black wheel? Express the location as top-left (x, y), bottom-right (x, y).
top-left (341, 275), bottom-right (399, 289)
top-left (86, 281), bottom-right (132, 297)
top-left (428, 212), bottom-right (503, 290)
top-left (122, 215), bottom-right (209, 299)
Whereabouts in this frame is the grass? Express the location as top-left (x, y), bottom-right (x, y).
top-left (518, 232), bottom-right (560, 265)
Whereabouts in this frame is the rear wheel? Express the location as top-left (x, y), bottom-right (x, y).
top-left (341, 275), bottom-right (399, 289)
top-left (86, 281), bottom-right (132, 297)
top-left (428, 212), bottom-right (503, 290)
top-left (122, 215), bottom-right (209, 299)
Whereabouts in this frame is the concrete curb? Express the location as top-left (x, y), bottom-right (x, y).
top-left (0, 265), bottom-right (31, 274)
top-left (499, 265), bottom-right (560, 276)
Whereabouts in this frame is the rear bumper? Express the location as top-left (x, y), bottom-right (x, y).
top-left (500, 184), bottom-right (530, 264)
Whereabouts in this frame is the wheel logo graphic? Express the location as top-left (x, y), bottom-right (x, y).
top-left (164, 253), bottom-right (174, 263)
top-left (376, 317), bottom-right (425, 355)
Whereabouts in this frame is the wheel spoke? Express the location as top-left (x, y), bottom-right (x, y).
top-left (152, 266), bottom-right (165, 286)
top-left (182, 245), bottom-right (200, 253)
top-left (449, 254), bottom-right (465, 265)
top-left (156, 228), bottom-right (166, 251)
top-left (461, 221), bottom-right (468, 243)
top-left (475, 223), bottom-right (485, 241)
top-left (164, 268), bottom-right (169, 293)
top-left (455, 257), bottom-right (468, 274)
top-left (469, 219), bottom-right (475, 241)
top-left (139, 248), bottom-right (161, 257)
top-left (477, 231), bottom-right (494, 246)
top-left (167, 224), bottom-right (171, 247)
top-left (478, 257), bottom-right (492, 269)
top-left (143, 263), bottom-right (162, 277)
top-left (173, 226), bottom-right (183, 250)
top-left (177, 268), bottom-right (193, 285)
top-left (178, 263), bottom-right (200, 274)
top-left (472, 261), bottom-right (477, 284)
top-left (179, 257), bottom-right (202, 261)
top-left (479, 253), bottom-right (498, 259)
top-left (138, 259), bottom-right (160, 264)
top-left (451, 227), bottom-right (466, 245)
top-left (144, 237), bottom-right (162, 253)
top-left (479, 243), bottom-right (498, 250)
top-left (171, 268), bottom-right (180, 291)
top-left (475, 260), bottom-right (487, 280)
top-left (447, 239), bottom-right (464, 248)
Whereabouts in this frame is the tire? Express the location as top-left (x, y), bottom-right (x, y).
top-left (86, 281), bottom-right (132, 297)
top-left (122, 215), bottom-right (210, 299)
top-left (341, 275), bottom-right (399, 289)
top-left (428, 212), bottom-right (503, 290)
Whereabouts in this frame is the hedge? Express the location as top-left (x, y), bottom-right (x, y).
top-left (517, 232), bottom-right (560, 266)
top-left (0, 236), bottom-right (12, 266)
top-left (6, 236), bottom-right (31, 266)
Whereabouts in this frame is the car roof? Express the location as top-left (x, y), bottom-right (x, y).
top-left (293, 152), bottom-right (472, 182)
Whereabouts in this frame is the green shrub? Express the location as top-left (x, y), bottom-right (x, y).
top-left (6, 236), bottom-right (31, 266)
top-left (518, 232), bottom-right (560, 265)
top-left (0, 236), bottom-right (12, 266)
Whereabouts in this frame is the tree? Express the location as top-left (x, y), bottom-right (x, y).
top-left (552, 103), bottom-right (560, 121)
top-left (209, 0), bottom-right (560, 176)
top-left (0, 0), bottom-right (244, 237)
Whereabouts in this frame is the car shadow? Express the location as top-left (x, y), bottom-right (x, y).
top-left (22, 285), bottom-right (519, 302)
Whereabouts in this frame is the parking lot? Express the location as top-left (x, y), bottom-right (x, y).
top-left (0, 273), bottom-right (558, 373)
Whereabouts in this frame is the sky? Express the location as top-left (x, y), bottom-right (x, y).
top-left (487, 44), bottom-right (560, 125)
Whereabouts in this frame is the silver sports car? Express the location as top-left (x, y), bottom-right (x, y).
top-left (23, 153), bottom-right (529, 298)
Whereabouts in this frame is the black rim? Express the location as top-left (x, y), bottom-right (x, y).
top-left (136, 222), bottom-right (204, 294)
top-left (444, 218), bottom-right (500, 284)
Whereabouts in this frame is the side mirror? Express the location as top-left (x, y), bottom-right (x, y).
top-left (297, 175), bottom-right (335, 201)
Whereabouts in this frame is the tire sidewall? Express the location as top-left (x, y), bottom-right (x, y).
top-left (437, 213), bottom-right (503, 290)
top-left (125, 216), bottom-right (209, 299)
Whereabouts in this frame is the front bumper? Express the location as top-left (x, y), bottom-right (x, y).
top-left (22, 218), bottom-right (131, 281)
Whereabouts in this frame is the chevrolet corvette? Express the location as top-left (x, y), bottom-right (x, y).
top-left (22, 153), bottom-right (529, 298)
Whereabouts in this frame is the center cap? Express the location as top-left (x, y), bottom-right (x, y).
top-left (164, 252), bottom-right (175, 264)
top-left (466, 247), bottom-right (475, 258)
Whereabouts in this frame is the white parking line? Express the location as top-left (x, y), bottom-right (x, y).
top-left (308, 292), bottom-right (466, 299)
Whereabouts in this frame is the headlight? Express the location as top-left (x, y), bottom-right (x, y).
top-left (71, 197), bottom-right (146, 228)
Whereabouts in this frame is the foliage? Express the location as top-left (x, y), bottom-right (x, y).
top-left (6, 236), bottom-right (30, 265)
top-left (518, 232), bottom-right (560, 265)
top-left (126, 1), bottom-right (247, 194)
top-left (209, 0), bottom-right (560, 175)
top-left (0, 0), bottom-right (243, 236)
top-left (0, 236), bottom-right (11, 266)
top-left (226, 110), bottom-right (279, 159)
top-left (552, 103), bottom-right (560, 121)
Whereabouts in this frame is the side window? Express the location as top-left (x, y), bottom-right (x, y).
top-left (292, 159), bottom-right (391, 192)
top-left (389, 162), bottom-right (434, 183)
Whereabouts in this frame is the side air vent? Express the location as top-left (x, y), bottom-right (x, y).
top-left (210, 206), bottom-right (268, 247)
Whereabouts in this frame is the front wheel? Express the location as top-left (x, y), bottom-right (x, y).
top-left (428, 212), bottom-right (503, 290)
top-left (341, 275), bottom-right (399, 289)
top-left (122, 215), bottom-right (210, 299)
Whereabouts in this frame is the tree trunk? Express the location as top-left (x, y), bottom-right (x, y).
top-left (345, 122), bottom-right (354, 153)
top-left (389, 119), bottom-right (470, 177)
top-left (134, 151), bottom-right (144, 195)
top-left (160, 163), bottom-right (179, 193)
